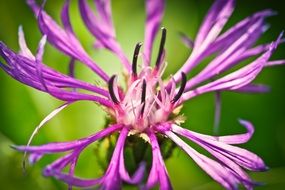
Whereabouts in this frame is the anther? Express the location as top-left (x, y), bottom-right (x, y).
top-left (108, 75), bottom-right (120, 104)
top-left (141, 79), bottom-right (147, 103)
top-left (141, 79), bottom-right (147, 115)
top-left (155, 27), bottom-right (167, 68)
top-left (171, 72), bottom-right (186, 103)
top-left (132, 42), bottom-right (143, 77)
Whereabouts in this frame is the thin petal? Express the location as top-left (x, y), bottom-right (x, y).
top-left (171, 123), bottom-right (267, 171)
top-left (170, 9), bottom-right (274, 87)
top-left (0, 41), bottom-right (111, 105)
top-left (185, 18), bottom-right (266, 90)
top-left (100, 127), bottom-right (129, 190)
top-left (22, 102), bottom-right (71, 169)
top-left (78, 0), bottom-right (131, 70)
top-left (143, 0), bottom-right (165, 64)
top-left (166, 131), bottom-right (239, 190)
top-left (144, 131), bottom-right (172, 190)
top-left (234, 84), bottom-right (270, 94)
top-left (27, 0), bottom-right (109, 81)
top-left (18, 26), bottom-right (34, 59)
top-left (13, 124), bottom-right (122, 154)
top-left (213, 91), bottom-right (221, 134)
top-left (181, 35), bottom-right (281, 102)
top-left (179, 32), bottom-right (194, 49)
top-left (266, 59), bottom-right (285, 66)
top-left (194, 0), bottom-right (235, 47)
top-left (173, 0), bottom-right (235, 82)
top-left (119, 152), bottom-right (145, 184)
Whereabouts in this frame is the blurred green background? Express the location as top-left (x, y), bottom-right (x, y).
top-left (0, 0), bottom-right (285, 189)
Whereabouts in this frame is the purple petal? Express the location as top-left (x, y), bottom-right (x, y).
top-left (26, 0), bottom-right (109, 81)
top-left (166, 131), bottom-right (239, 190)
top-left (28, 153), bottom-right (43, 165)
top-left (217, 120), bottom-right (255, 144)
top-left (78, 0), bottom-right (131, 70)
top-left (184, 18), bottom-right (266, 90)
top-left (213, 91), bottom-right (222, 134)
top-left (0, 41), bottom-right (111, 105)
top-left (43, 151), bottom-right (77, 176)
top-left (179, 32), bottom-right (194, 49)
top-left (53, 171), bottom-right (102, 187)
top-left (94, 0), bottom-right (115, 33)
top-left (144, 131), bottom-right (172, 190)
top-left (266, 59), bottom-right (285, 66)
top-left (68, 58), bottom-right (76, 78)
top-left (194, 0), bottom-right (235, 47)
top-left (68, 156), bottom-right (79, 190)
top-left (100, 127), bottom-right (129, 190)
top-left (60, 0), bottom-right (74, 35)
top-left (234, 84), bottom-right (270, 94)
top-left (210, 9), bottom-right (276, 55)
top-left (197, 142), bottom-right (257, 189)
top-left (181, 34), bottom-right (281, 102)
top-left (172, 0), bottom-right (235, 82)
top-left (13, 124), bottom-right (123, 154)
top-left (120, 152), bottom-right (146, 184)
top-left (143, 0), bottom-right (165, 64)
top-left (44, 149), bottom-right (102, 187)
top-left (169, 9), bottom-right (274, 88)
top-left (171, 123), bottom-right (267, 171)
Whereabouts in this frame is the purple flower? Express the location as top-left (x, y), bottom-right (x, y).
top-left (0, 0), bottom-right (284, 189)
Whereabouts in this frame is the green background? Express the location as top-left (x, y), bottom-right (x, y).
top-left (0, 0), bottom-right (285, 189)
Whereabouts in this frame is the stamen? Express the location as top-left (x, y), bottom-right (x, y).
top-left (108, 75), bottom-right (120, 104)
top-left (132, 42), bottom-right (143, 77)
top-left (141, 79), bottom-right (147, 115)
top-left (171, 72), bottom-right (186, 103)
top-left (155, 27), bottom-right (167, 68)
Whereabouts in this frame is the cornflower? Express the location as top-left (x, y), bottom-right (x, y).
top-left (0, 0), bottom-right (284, 189)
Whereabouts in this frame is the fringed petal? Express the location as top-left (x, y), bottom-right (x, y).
top-left (171, 123), bottom-right (267, 171)
top-left (0, 39), bottom-right (112, 106)
top-left (181, 34), bottom-right (281, 102)
top-left (179, 32), bottom-right (194, 49)
top-left (172, 0), bottom-right (235, 84)
top-left (119, 150), bottom-right (146, 184)
top-left (213, 91), bottom-right (221, 134)
top-left (170, 8), bottom-right (276, 88)
top-left (267, 59), bottom-right (285, 66)
top-left (99, 127), bottom-right (129, 190)
top-left (166, 131), bottom-right (239, 190)
top-left (185, 18), bottom-right (267, 90)
top-left (13, 124), bottom-right (123, 154)
top-left (209, 9), bottom-right (276, 55)
top-left (18, 26), bottom-right (34, 59)
top-left (26, 0), bottom-right (109, 81)
top-left (143, 131), bottom-right (172, 190)
top-left (234, 84), bottom-right (270, 93)
top-left (143, 0), bottom-right (165, 65)
top-left (194, 0), bottom-right (235, 48)
top-left (78, 0), bottom-right (131, 71)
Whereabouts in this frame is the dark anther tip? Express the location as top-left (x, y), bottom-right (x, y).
top-left (155, 27), bottom-right (167, 68)
top-left (171, 72), bottom-right (187, 103)
top-left (132, 42), bottom-right (143, 77)
top-left (108, 75), bottom-right (120, 104)
top-left (141, 79), bottom-right (147, 103)
top-left (140, 79), bottom-right (147, 115)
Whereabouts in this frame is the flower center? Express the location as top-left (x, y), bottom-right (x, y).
top-left (107, 28), bottom-right (186, 132)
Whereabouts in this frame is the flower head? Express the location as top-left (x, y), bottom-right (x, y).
top-left (1, 0), bottom-right (284, 189)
